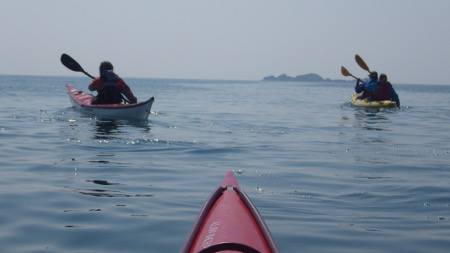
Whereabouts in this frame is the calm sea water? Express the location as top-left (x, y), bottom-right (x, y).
top-left (0, 74), bottom-right (449, 253)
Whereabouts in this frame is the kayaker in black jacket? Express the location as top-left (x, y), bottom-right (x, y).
top-left (88, 61), bottom-right (137, 104)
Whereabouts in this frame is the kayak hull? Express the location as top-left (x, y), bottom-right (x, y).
top-left (66, 84), bottom-right (154, 120)
top-left (181, 171), bottom-right (279, 253)
top-left (351, 94), bottom-right (396, 108)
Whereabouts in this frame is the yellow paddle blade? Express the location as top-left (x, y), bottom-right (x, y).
top-left (355, 54), bottom-right (371, 72)
top-left (341, 66), bottom-right (361, 81)
top-left (341, 66), bottom-right (350, 76)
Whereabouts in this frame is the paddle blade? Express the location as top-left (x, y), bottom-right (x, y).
top-left (341, 66), bottom-right (361, 82)
top-left (61, 54), bottom-right (95, 79)
top-left (355, 54), bottom-right (370, 72)
top-left (341, 66), bottom-right (350, 77)
top-left (61, 54), bottom-right (85, 72)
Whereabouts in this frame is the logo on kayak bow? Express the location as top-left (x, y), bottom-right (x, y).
top-left (202, 221), bottom-right (221, 248)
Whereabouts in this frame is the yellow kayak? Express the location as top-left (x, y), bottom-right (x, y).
top-left (351, 94), bottom-right (397, 108)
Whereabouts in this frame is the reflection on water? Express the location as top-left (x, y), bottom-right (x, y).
top-left (353, 109), bottom-right (392, 131)
top-left (87, 179), bottom-right (119, 186)
top-left (353, 174), bottom-right (392, 180)
top-left (340, 108), bottom-right (398, 145)
top-left (94, 120), bottom-right (122, 139)
top-left (93, 119), bottom-right (151, 140)
top-left (63, 115), bottom-right (153, 146)
top-left (88, 159), bottom-right (132, 167)
top-left (61, 184), bottom-right (155, 198)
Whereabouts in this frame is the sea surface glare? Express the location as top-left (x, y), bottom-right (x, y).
top-left (0, 75), bottom-right (449, 252)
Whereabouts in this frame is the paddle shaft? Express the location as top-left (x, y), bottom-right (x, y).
top-left (341, 66), bottom-right (363, 82)
top-left (81, 71), bottom-right (95, 80)
top-left (348, 73), bottom-right (362, 81)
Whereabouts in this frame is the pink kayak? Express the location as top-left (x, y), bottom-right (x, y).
top-left (180, 171), bottom-right (279, 253)
top-left (66, 84), bottom-right (154, 120)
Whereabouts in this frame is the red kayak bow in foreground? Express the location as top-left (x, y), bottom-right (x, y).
top-left (180, 171), bottom-right (279, 253)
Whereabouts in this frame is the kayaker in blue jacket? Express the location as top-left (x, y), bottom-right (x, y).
top-left (355, 71), bottom-right (379, 100)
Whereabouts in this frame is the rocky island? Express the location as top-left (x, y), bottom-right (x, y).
top-left (262, 73), bottom-right (351, 83)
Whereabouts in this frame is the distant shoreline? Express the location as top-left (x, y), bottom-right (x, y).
top-left (262, 73), bottom-right (352, 83)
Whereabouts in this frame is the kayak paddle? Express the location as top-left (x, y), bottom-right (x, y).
top-left (341, 66), bottom-right (362, 82)
top-left (61, 53), bottom-right (131, 104)
top-left (60, 54), bottom-right (95, 79)
top-left (355, 54), bottom-right (371, 73)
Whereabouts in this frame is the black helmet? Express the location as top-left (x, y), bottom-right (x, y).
top-left (369, 71), bottom-right (378, 80)
top-left (99, 61), bottom-right (117, 81)
top-left (99, 61), bottom-right (114, 75)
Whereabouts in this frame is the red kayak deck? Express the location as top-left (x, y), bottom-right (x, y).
top-left (181, 171), bottom-right (279, 253)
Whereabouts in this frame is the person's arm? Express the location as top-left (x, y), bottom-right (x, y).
top-left (88, 78), bottom-right (100, 91)
top-left (390, 86), bottom-right (400, 107)
top-left (118, 78), bottom-right (137, 103)
top-left (355, 80), bottom-right (365, 93)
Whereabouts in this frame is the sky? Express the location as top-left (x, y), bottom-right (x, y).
top-left (0, 0), bottom-right (449, 85)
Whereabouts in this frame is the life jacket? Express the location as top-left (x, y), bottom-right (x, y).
top-left (95, 70), bottom-right (123, 104)
top-left (97, 80), bottom-right (123, 104)
top-left (374, 81), bottom-right (392, 100)
top-left (362, 90), bottom-right (375, 99)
